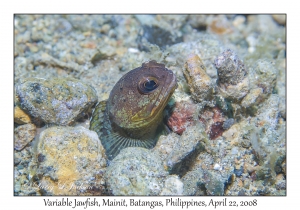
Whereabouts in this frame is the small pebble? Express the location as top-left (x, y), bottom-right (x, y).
top-left (272, 15), bottom-right (286, 25)
top-left (14, 106), bottom-right (31, 124)
top-left (234, 166), bottom-right (244, 177)
top-left (14, 123), bottom-right (36, 151)
top-left (160, 175), bottom-right (184, 195)
top-left (233, 15), bottom-right (246, 27)
top-left (223, 118), bottom-right (235, 130)
top-left (128, 48), bottom-right (139, 53)
top-left (231, 147), bottom-right (239, 155)
top-left (214, 163), bottom-right (221, 171)
top-left (208, 15), bottom-right (232, 34)
top-left (14, 181), bottom-right (21, 193)
top-left (241, 88), bottom-right (263, 108)
top-left (250, 59), bottom-right (277, 96)
top-left (275, 174), bottom-right (286, 190)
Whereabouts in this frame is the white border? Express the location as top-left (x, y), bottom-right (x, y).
top-left (2, 0), bottom-right (296, 209)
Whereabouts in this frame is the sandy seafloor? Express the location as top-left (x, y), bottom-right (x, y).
top-left (14, 14), bottom-right (286, 196)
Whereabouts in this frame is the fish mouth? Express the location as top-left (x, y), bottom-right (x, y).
top-left (157, 69), bottom-right (177, 110)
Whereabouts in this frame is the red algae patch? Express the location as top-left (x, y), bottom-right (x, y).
top-left (167, 101), bottom-right (198, 135)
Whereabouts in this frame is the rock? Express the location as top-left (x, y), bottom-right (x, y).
top-left (244, 15), bottom-right (285, 62)
top-left (249, 94), bottom-right (282, 162)
top-left (199, 106), bottom-right (227, 140)
top-left (105, 147), bottom-right (168, 195)
top-left (215, 49), bottom-right (249, 100)
top-left (36, 126), bottom-right (106, 195)
top-left (218, 77), bottom-right (249, 100)
top-left (14, 152), bottom-right (22, 165)
top-left (181, 128), bottom-right (236, 195)
top-left (234, 165), bottom-right (244, 177)
top-left (14, 181), bottom-right (21, 193)
top-left (247, 15), bottom-right (280, 35)
top-left (159, 175), bottom-right (183, 195)
top-left (214, 163), bottom-right (221, 171)
top-left (14, 57), bottom-right (28, 73)
top-left (135, 15), bottom-right (157, 26)
top-left (222, 118), bottom-right (235, 130)
top-left (14, 123), bottom-right (36, 151)
top-left (275, 174), bottom-right (286, 190)
top-left (244, 163), bottom-right (259, 174)
top-left (232, 15), bottom-right (246, 28)
top-left (27, 43), bottom-right (39, 53)
top-left (250, 59), bottom-right (277, 98)
top-left (14, 106), bottom-right (31, 124)
top-left (152, 124), bottom-right (207, 173)
top-left (222, 120), bottom-right (246, 146)
top-left (100, 23), bottom-right (111, 34)
top-left (16, 77), bottom-right (98, 125)
top-left (245, 95), bottom-right (285, 184)
top-left (208, 15), bottom-right (233, 35)
top-left (164, 34), bottom-right (223, 79)
top-left (55, 18), bottom-right (73, 33)
top-left (16, 31), bottom-right (31, 44)
top-left (151, 132), bottom-right (180, 165)
top-left (183, 54), bottom-right (214, 103)
top-left (272, 15), bottom-right (286, 26)
top-left (255, 167), bottom-right (271, 181)
top-left (241, 88), bottom-right (263, 108)
top-left (209, 122), bottom-right (225, 140)
top-left (182, 168), bottom-right (230, 196)
top-left (215, 49), bottom-right (247, 85)
top-left (214, 163), bottom-right (222, 171)
top-left (166, 100), bottom-right (198, 135)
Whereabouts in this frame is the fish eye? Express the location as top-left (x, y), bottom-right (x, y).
top-left (138, 77), bottom-right (159, 94)
top-left (144, 79), bottom-right (157, 90)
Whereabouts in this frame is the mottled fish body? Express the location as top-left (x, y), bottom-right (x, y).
top-left (90, 61), bottom-right (177, 160)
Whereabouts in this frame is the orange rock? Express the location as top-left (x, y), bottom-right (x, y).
top-left (14, 106), bottom-right (31, 124)
top-left (183, 54), bottom-right (214, 103)
top-left (81, 42), bottom-right (96, 49)
top-left (238, 179), bottom-right (243, 187)
top-left (36, 126), bottom-right (106, 195)
top-left (209, 16), bottom-right (233, 35)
